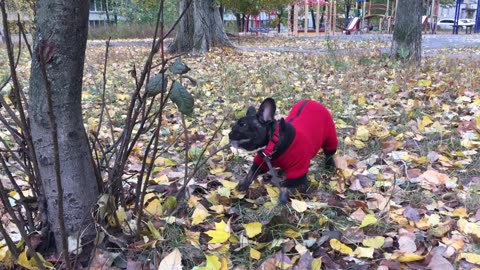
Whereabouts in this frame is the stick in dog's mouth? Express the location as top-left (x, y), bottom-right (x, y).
top-left (229, 139), bottom-right (250, 148)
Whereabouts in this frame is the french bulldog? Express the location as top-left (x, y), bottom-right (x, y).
top-left (229, 98), bottom-right (338, 204)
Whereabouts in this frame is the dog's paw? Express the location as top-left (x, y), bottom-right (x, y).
top-left (236, 178), bottom-right (252, 192)
top-left (325, 156), bottom-right (336, 171)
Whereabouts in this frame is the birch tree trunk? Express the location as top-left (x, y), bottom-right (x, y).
top-left (29, 0), bottom-right (100, 255)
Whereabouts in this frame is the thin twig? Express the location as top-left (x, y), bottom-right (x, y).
top-left (17, 14), bottom-right (32, 57)
top-left (0, 154), bottom-right (35, 229)
top-left (38, 44), bottom-right (72, 270)
top-left (181, 113), bottom-right (190, 194)
top-left (0, 170), bottom-right (44, 269)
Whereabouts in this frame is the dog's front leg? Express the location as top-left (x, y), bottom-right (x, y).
top-left (279, 187), bottom-right (289, 204)
top-left (324, 149), bottom-right (337, 170)
top-left (236, 164), bottom-right (262, 192)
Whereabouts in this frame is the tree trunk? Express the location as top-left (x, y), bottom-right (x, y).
top-left (391, 0), bottom-right (422, 63)
top-left (169, 0), bottom-right (233, 54)
top-left (235, 13), bottom-right (242, 32)
top-left (29, 0), bottom-right (100, 255)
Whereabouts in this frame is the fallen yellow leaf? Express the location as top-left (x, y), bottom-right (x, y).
top-left (205, 220), bottom-right (231, 244)
top-left (362, 236), bottom-right (385, 249)
top-left (458, 253), bottom-right (480, 264)
top-left (353, 247), bottom-right (374, 258)
top-left (330, 239), bottom-right (353, 255)
top-left (311, 258), bottom-right (322, 270)
top-left (360, 214), bottom-right (378, 228)
top-left (191, 204), bottom-right (210, 225)
top-left (243, 222), bottom-right (262, 238)
top-left (392, 253), bottom-right (424, 262)
top-left (250, 248), bottom-right (261, 260)
top-left (291, 199), bottom-right (308, 213)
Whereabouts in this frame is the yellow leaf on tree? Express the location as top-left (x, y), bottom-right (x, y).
top-left (311, 258), bottom-right (322, 270)
top-left (291, 199), bottom-right (308, 213)
top-left (191, 203), bottom-right (210, 225)
top-left (330, 239), bottom-right (353, 255)
top-left (353, 247), bottom-right (374, 258)
top-left (205, 220), bottom-right (231, 244)
top-left (360, 214), bottom-right (378, 228)
top-left (392, 253), bottom-right (424, 262)
top-left (362, 236), bottom-right (385, 249)
top-left (250, 248), bottom-right (261, 260)
top-left (243, 222), bottom-right (262, 238)
top-left (458, 253), bottom-right (480, 264)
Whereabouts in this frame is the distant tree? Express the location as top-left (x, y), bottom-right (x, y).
top-left (391, 0), bottom-right (422, 63)
top-left (221, 0), bottom-right (259, 32)
top-left (169, 0), bottom-right (233, 54)
top-left (261, 0), bottom-right (292, 32)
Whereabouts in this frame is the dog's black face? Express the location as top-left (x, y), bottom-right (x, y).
top-left (229, 98), bottom-right (276, 151)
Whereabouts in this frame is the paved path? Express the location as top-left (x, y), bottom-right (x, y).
top-left (237, 34), bottom-right (480, 57)
top-left (85, 34), bottom-right (480, 57)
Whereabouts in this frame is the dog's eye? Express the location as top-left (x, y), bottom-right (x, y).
top-left (239, 122), bottom-right (246, 127)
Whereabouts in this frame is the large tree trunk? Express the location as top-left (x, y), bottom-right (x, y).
top-left (29, 0), bottom-right (100, 255)
top-left (169, 0), bottom-right (233, 54)
top-left (390, 0), bottom-right (422, 63)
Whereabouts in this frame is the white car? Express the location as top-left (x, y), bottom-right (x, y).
top-left (436, 18), bottom-right (475, 30)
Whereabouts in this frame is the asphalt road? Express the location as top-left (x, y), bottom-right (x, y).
top-left (237, 33), bottom-right (480, 57)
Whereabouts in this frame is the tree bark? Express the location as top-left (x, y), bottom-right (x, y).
top-left (391, 0), bottom-right (422, 63)
top-left (29, 0), bottom-right (100, 255)
top-left (169, 0), bottom-right (233, 54)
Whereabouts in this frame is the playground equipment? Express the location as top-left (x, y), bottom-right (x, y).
top-left (288, 0), bottom-right (337, 35)
top-left (244, 11), bottom-right (278, 33)
top-left (476, 0), bottom-right (480, 33)
top-left (452, 0), bottom-right (480, 34)
top-left (363, 0), bottom-right (396, 33)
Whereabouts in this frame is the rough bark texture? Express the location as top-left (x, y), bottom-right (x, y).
top-left (169, 0), bottom-right (233, 54)
top-left (29, 0), bottom-right (100, 252)
top-left (391, 0), bottom-right (422, 63)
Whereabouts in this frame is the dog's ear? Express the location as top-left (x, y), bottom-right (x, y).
top-left (246, 106), bottom-right (256, 116)
top-left (258, 98), bottom-right (276, 123)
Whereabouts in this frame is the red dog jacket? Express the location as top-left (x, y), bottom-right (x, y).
top-left (253, 100), bottom-right (338, 181)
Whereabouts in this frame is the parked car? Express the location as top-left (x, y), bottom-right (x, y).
top-left (436, 18), bottom-right (476, 30)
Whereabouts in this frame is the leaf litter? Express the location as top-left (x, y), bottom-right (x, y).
top-left (1, 37), bottom-right (480, 269)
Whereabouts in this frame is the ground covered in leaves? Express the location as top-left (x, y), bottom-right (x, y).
top-left (1, 36), bottom-right (480, 269)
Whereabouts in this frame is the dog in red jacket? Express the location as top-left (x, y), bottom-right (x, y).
top-left (229, 98), bottom-right (338, 203)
